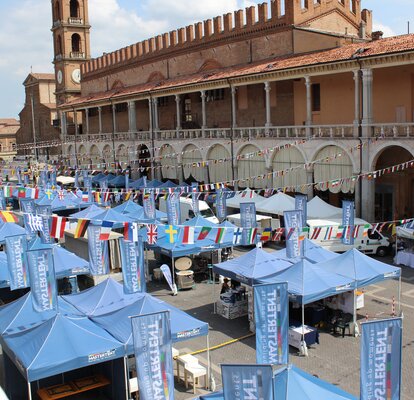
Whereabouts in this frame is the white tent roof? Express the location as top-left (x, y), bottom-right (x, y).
top-left (307, 196), bottom-right (342, 219)
top-left (226, 188), bottom-right (265, 209)
top-left (307, 218), bottom-right (370, 227)
top-left (256, 192), bottom-right (295, 215)
top-left (396, 226), bottom-right (414, 239)
top-left (57, 175), bottom-right (75, 184)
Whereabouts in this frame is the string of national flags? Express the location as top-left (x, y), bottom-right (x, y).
top-left (33, 215), bottom-right (411, 245)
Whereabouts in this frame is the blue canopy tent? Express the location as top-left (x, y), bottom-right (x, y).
top-left (197, 364), bottom-right (356, 400)
top-left (157, 180), bottom-right (179, 189)
top-left (61, 278), bottom-right (140, 317)
top-left (95, 173), bottom-right (116, 184)
top-left (51, 193), bottom-right (83, 212)
top-left (145, 179), bottom-right (163, 188)
top-left (273, 238), bottom-right (337, 264)
top-left (318, 248), bottom-right (402, 322)
top-left (112, 200), bottom-right (143, 215)
top-left (260, 259), bottom-right (355, 350)
top-left (128, 177), bottom-right (148, 189)
top-left (0, 292), bottom-right (81, 336)
top-left (35, 195), bottom-right (53, 207)
top-left (63, 278), bottom-right (210, 378)
top-left (318, 248), bottom-right (401, 288)
top-left (1, 314), bottom-right (126, 399)
top-left (70, 204), bottom-right (105, 220)
top-left (260, 259), bottom-right (355, 305)
top-left (27, 238), bottom-right (90, 278)
top-left (0, 222), bottom-right (26, 243)
top-left (213, 247), bottom-right (293, 286)
top-left (92, 208), bottom-right (136, 228)
top-left (92, 172), bottom-right (107, 183)
top-left (108, 175), bottom-right (127, 188)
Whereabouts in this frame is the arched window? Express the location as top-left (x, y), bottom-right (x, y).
top-left (54, 1), bottom-right (61, 21)
top-left (70, 0), bottom-right (79, 18)
top-left (71, 33), bottom-right (81, 53)
top-left (56, 35), bottom-right (62, 55)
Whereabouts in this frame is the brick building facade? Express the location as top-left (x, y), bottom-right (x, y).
top-left (54, 0), bottom-right (414, 223)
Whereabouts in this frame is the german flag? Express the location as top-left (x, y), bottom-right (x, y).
top-left (74, 219), bottom-right (90, 238)
top-left (0, 211), bottom-right (18, 223)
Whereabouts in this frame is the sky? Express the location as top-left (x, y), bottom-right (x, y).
top-left (0, 0), bottom-right (412, 119)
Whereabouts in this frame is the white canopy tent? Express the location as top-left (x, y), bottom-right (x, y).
top-left (226, 188), bottom-right (265, 209)
top-left (256, 192), bottom-right (295, 215)
top-left (307, 196), bottom-right (342, 219)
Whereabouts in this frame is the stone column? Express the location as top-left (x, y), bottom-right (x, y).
top-left (305, 76), bottom-right (312, 127)
top-left (74, 110), bottom-right (79, 136)
top-left (148, 99), bottom-right (153, 132)
top-left (60, 111), bottom-right (67, 136)
top-left (111, 104), bottom-right (117, 134)
top-left (231, 86), bottom-right (237, 128)
top-left (98, 106), bottom-right (103, 134)
top-left (306, 169), bottom-right (314, 200)
top-left (353, 70), bottom-right (360, 137)
top-left (175, 94), bottom-right (182, 130)
top-left (360, 69), bottom-right (374, 221)
top-left (361, 69), bottom-right (373, 131)
top-left (264, 82), bottom-right (272, 128)
top-left (152, 98), bottom-right (159, 130)
top-left (353, 172), bottom-right (361, 218)
top-left (85, 108), bottom-right (90, 135)
top-left (200, 90), bottom-right (207, 130)
top-left (128, 101), bottom-right (136, 133)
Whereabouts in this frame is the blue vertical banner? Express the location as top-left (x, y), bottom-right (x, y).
top-left (87, 225), bottom-right (109, 275)
top-left (20, 199), bottom-right (36, 214)
top-left (24, 173), bottom-right (30, 185)
top-left (254, 282), bottom-right (289, 365)
top-left (119, 237), bottom-right (146, 294)
top-left (240, 202), bottom-right (257, 245)
top-left (74, 170), bottom-right (79, 188)
top-left (17, 169), bottom-right (22, 185)
top-left (27, 248), bottom-right (57, 312)
top-left (284, 210), bottom-right (303, 259)
top-left (216, 189), bottom-right (227, 221)
top-left (84, 176), bottom-right (92, 192)
top-left (40, 170), bottom-right (47, 188)
top-left (131, 311), bottom-right (175, 400)
top-left (167, 192), bottom-right (181, 225)
top-left (125, 172), bottom-right (130, 191)
top-left (295, 194), bottom-right (307, 226)
top-left (0, 190), bottom-right (5, 210)
top-left (50, 169), bottom-right (57, 186)
top-left (5, 235), bottom-right (29, 290)
top-left (342, 200), bottom-right (355, 245)
top-left (360, 318), bottom-right (402, 400)
top-left (36, 205), bottom-right (53, 244)
top-left (82, 170), bottom-right (88, 180)
top-left (100, 179), bottom-right (108, 191)
top-left (143, 189), bottom-right (156, 221)
top-left (221, 364), bottom-right (274, 400)
top-left (191, 183), bottom-right (200, 216)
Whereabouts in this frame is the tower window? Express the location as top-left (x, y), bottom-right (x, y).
top-left (70, 0), bottom-right (79, 18)
top-left (71, 34), bottom-right (81, 53)
top-left (56, 35), bottom-right (62, 55)
top-left (54, 1), bottom-right (61, 21)
top-left (311, 83), bottom-right (321, 112)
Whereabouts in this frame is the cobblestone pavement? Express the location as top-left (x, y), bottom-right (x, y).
top-left (146, 249), bottom-right (414, 400)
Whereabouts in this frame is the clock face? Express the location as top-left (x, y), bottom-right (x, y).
top-left (57, 70), bottom-right (63, 84)
top-left (71, 68), bottom-right (81, 84)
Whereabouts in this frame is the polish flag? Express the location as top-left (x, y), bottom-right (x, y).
top-left (50, 216), bottom-right (67, 239)
top-left (182, 226), bottom-right (194, 245)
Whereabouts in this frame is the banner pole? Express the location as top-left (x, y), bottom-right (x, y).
top-left (207, 333), bottom-right (211, 390)
top-left (398, 275), bottom-right (402, 314)
top-left (213, 272), bottom-right (216, 314)
top-left (123, 356), bottom-right (130, 400)
top-left (27, 381), bottom-right (32, 400)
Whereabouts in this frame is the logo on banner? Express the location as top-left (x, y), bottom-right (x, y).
top-left (284, 210), bottom-right (303, 259)
top-left (295, 194), bottom-right (307, 225)
top-left (167, 192), bottom-right (181, 225)
top-left (221, 364), bottom-right (274, 400)
top-left (5, 235), bottom-right (29, 290)
top-left (191, 183), bottom-right (200, 216)
top-left (342, 200), bottom-right (355, 245)
top-left (240, 202), bottom-right (257, 246)
top-left (131, 311), bottom-right (174, 400)
top-left (88, 349), bottom-right (116, 363)
top-left (143, 190), bottom-right (156, 220)
top-left (216, 189), bottom-right (227, 221)
top-left (254, 283), bottom-right (289, 365)
top-left (88, 225), bottom-right (109, 275)
top-left (360, 318), bottom-right (402, 400)
top-left (27, 249), bottom-right (57, 312)
top-left (119, 237), bottom-right (145, 294)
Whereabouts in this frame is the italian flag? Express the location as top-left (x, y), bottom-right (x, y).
top-left (3, 186), bottom-right (13, 198)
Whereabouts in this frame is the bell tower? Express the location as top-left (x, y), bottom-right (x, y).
top-left (51, 0), bottom-right (91, 106)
